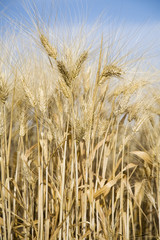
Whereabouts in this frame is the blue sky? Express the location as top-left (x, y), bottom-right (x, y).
top-left (0, 0), bottom-right (160, 24)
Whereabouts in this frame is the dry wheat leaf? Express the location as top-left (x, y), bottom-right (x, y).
top-left (131, 151), bottom-right (152, 164)
top-left (94, 163), bottom-right (137, 199)
top-left (89, 137), bottom-right (106, 162)
top-left (122, 163), bottom-right (137, 171)
top-left (96, 201), bottom-right (108, 238)
top-left (79, 230), bottom-right (91, 240)
top-left (94, 173), bottom-right (123, 199)
top-left (146, 192), bottom-right (156, 209)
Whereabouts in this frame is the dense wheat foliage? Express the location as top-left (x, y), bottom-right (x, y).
top-left (0, 2), bottom-right (160, 240)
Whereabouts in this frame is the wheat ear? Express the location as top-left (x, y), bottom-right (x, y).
top-left (99, 65), bottom-right (122, 85)
top-left (0, 76), bottom-right (9, 104)
top-left (57, 61), bottom-right (71, 87)
top-left (72, 51), bottom-right (88, 78)
top-left (40, 34), bottom-right (57, 60)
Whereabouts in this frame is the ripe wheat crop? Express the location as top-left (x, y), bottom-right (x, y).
top-left (0, 1), bottom-right (160, 239)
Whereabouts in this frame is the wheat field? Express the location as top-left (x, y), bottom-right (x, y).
top-left (0, 2), bottom-right (160, 240)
